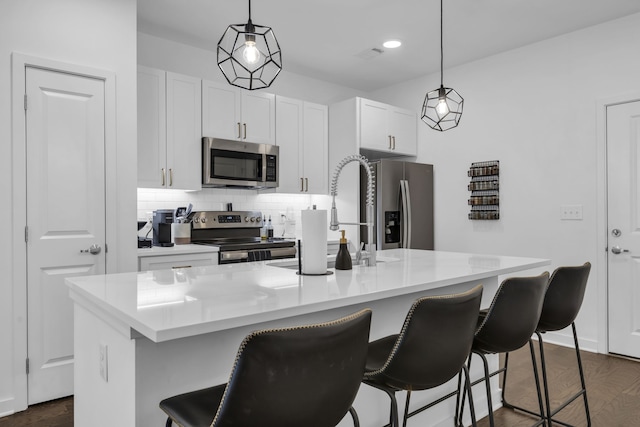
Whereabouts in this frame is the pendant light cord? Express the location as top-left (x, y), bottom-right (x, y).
top-left (248, 0), bottom-right (252, 22)
top-left (440, 0), bottom-right (444, 87)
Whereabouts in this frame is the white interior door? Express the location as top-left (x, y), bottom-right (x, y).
top-left (25, 66), bottom-right (106, 404)
top-left (607, 100), bottom-right (640, 358)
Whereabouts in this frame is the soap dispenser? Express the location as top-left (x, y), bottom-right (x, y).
top-left (335, 230), bottom-right (352, 270)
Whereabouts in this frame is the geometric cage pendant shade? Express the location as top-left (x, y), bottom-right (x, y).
top-left (217, 0), bottom-right (282, 90)
top-left (420, 0), bottom-right (463, 131)
top-left (421, 85), bottom-right (464, 132)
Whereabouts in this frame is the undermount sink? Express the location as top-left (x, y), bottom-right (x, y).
top-left (267, 255), bottom-right (399, 270)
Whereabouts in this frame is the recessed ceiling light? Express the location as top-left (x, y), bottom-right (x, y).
top-left (383, 40), bottom-right (402, 49)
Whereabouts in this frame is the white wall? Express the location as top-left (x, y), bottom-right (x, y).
top-left (0, 0), bottom-right (137, 415)
top-left (369, 12), bottom-right (640, 350)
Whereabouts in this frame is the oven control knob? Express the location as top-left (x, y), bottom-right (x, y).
top-left (244, 216), bottom-right (249, 222)
top-left (256, 217), bottom-right (262, 222)
top-left (193, 218), bottom-right (199, 223)
top-left (250, 217), bottom-right (256, 222)
top-left (201, 217), bottom-right (207, 223)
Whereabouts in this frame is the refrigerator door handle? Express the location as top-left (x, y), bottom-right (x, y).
top-left (404, 179), bottom-right (412, 248)
top-left (400, 180), bottom-right (410, 248)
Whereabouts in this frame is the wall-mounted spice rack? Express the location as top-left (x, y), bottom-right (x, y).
top-left (468, 160), bottom-right (499, 220)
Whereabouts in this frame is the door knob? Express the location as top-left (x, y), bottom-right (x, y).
top-left (81, 244), bottom-right (102, 255)
top-left (611, 245), bottom-right (629, 254)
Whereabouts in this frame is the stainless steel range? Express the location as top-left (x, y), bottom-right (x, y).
top-left (190, 211), bottom-right (296, 264)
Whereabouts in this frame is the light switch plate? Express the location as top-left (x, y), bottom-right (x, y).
top-left (560, 204), bottom-right (583, 220)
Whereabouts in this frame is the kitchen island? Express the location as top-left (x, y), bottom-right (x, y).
top-left (68, 249), bottom-right (549, 427)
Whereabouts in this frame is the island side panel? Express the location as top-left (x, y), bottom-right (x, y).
top-left (74, 302), bottom-right (136, 426)
top-left (135, 277), bottom-right (498, 427)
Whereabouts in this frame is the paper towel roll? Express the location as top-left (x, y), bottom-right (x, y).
top-left (301, 209), bottom-right (327, 274)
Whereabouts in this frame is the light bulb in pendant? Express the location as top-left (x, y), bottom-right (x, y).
top-left (436, 97), bottom-right (449, 116)
top-left (243, 40), bottom-right (260, 64)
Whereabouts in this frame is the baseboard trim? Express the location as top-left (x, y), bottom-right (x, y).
top-left (0, 397), bottom-right (16, 418)
top-left (535, 331), bottom-right (598, 353)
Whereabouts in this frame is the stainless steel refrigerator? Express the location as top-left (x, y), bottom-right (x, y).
top-left (360, 159), bottom-right (434, 250)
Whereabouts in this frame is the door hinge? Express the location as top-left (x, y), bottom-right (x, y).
top-left (26, 358), bottom-right (30, 375)
top-left (25, 226), bottom-right (28, 243)
top-left (24, 94), bottom-right (27, 111)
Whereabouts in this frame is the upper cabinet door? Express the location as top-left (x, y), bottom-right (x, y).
top-left (359, 98), bottom-right (390, 152)
top-left (302, 102), bottom-right (328, 194)
top-left (202, 80), bottom-right (275, 144)
top-left (202, 80), bottom-right (242, 140)
top-left (275, 96), bottom-right (328, 195)
top-left (166, 72), bottom-right (202, 190)
top-left (275, 96), bottom-right (303, 193)
top-left (241, 91), bottom-right (275, 145)
top-left (388, 107), bottom-right (417, 156)
top-left (137, 66), bottom-right (166, 188)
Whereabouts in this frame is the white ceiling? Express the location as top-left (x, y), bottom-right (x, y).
top-left (137, 0), bottom-right (640, 91)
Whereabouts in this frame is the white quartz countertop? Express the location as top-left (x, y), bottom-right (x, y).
top-left (137, 244), bottom-right (219, 257)
top-left (68, 249), bottom-right (549, 343)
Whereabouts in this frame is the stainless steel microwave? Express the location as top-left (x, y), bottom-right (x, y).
top-left (202, 137), bottom-right (279, 189)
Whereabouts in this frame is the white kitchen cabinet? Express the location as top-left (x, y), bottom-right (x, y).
top-left (137, 66), bottom-right (202, 190)
top-left (202, 80), bottom-right (275, 145)
top-left (359, 98), bottom-right (417, 156)
top-left (276, 96), bottom-right (328, 194)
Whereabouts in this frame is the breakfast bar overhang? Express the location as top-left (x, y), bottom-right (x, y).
top-left (67, 249), bottom-right (549, 427)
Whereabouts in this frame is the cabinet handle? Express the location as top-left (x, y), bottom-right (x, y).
top-left (305, 177), bottom-right (309, 192)
top-left (392, 136), bottom-right (396, 150)
top-left (300, 177), bottom-right (304, 192)
top-left (388, 135), bottom-right (393, 149)
top-left (243, 123), bottom-right (247, 139)
top-left (237, 122), bottom-right (241, 139)
top-left (161, 168), bottom-right (166, 186)
top-left (172, 265), bottom-right (192, 269)
top-left (169, 168), bottom-right (173, 187)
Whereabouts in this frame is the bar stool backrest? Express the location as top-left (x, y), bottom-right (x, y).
top-left (473, 272), bottom-right (549, 354)
top-left (537, 262), bottom-right (591, 332)
top-left (211, 308), bottom-right (372, 427)
top-left (365, 284), bottom-right (483, 390)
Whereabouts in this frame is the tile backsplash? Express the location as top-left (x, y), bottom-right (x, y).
top-left (137, 188), bottom-right (336, 239)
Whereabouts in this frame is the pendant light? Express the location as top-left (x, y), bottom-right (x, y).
top-left (421, 0), bottom-right (463, 131)
top-left (217, 0), bottom-right (282, 90)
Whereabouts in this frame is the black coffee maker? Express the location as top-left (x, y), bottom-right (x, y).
top-left (152, 209), bottom-right (174, 247)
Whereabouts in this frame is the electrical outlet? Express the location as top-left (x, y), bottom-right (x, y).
top-left (560, 204), bottom-right (583, 220)
top-left (99, 344), bottom-right (108, 382)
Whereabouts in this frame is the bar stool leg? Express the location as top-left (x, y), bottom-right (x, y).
top-left (572, 323), bottom-right (592, 426)
top-left (477, 352), bottom-right (496, 427)
top-left (348, 407), bottom-right (360, 427)
top-left (462, 364), bottom-right (479, 427)
top-left (456, 354), bottom-right (473, 427)
top-left (536, 331), bottom-right (553, 425)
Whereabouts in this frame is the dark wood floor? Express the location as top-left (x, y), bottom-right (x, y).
top-left (1, 342), bottom-right (639, 427)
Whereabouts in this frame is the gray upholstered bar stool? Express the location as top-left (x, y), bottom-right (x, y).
top-left (502, 262), bottom-right (592, 427)
top-left (457, 272), bottom-right (549, 427)
top-left (362, 284), bottom-right (484, 427)
top-left (159, 309), bottom-right (372, 427)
